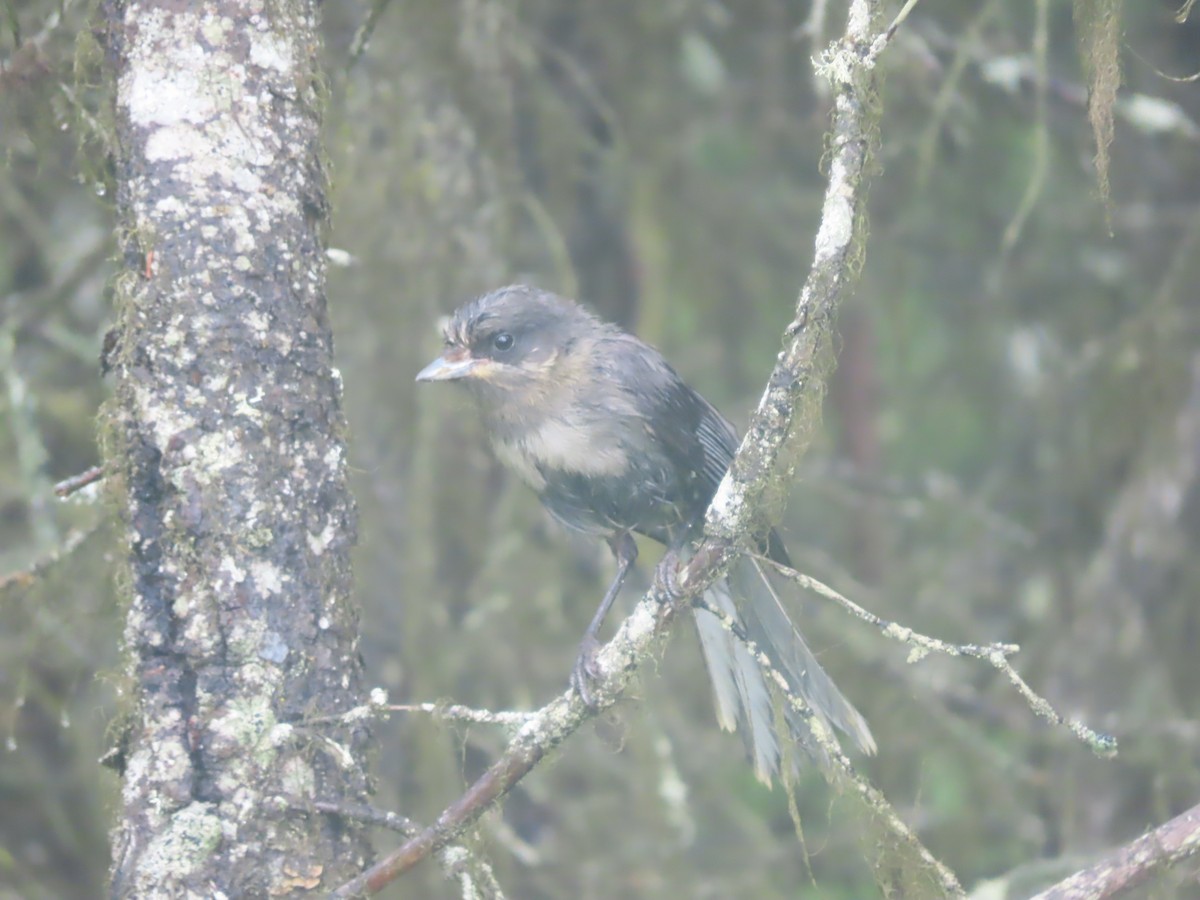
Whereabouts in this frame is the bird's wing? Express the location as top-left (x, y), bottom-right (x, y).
top-left (599, 334), bottom-right (790, 562)
top-left (657, 367), bottom-right (794, 563)
top-left (608, 338), bottom-right (738, 499)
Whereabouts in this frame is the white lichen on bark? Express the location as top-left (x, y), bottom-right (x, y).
top-left (706, 4), bottom-right (881, 544)
top-left (105, 1), bottom-right (369, 894)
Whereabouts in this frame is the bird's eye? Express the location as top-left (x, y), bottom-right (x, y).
top-left (491, 332), bottom-right (515, 352)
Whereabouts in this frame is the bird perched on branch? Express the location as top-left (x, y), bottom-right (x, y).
top-left (416, 285), bottom-right (874, 783)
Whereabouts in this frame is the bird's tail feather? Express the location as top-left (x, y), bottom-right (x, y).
top-left (692, 555), bottom-right (874, 784)
top-left (694, 583), bottom-right (779, 784)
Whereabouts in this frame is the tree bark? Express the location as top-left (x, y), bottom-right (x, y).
top-left (1032, 801), bottom-right (1200, 899)
top-left (102, 1), bottom-right (371, 894)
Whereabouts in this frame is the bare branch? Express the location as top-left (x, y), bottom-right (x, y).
top-left (347, 0), bottom-right (395, 70)
top-left (330, 587), bottom-right (686, 897)
top-left (383, 703), bottom-right (537, 729)
top-left (53, 465), bottom-right (106, 499)
top-left (0, 524), bottom-right (104, 598)
top-left (690, 592), bottom-right (965, 896)
top-left (1031, 801), bottom-right (1200, 899)
top-left (312, 800), bottom-right (421, 836)
top-left (310, 801), bottom-right (505, 900)
top-left (755, 554), bottom-right (1117, 756)
top-left (705, 0), bottom-right (883, 545)
top-left (330, 0), bottom-right (919, 894)
top-left (303, 688), bottom-right (537, 731)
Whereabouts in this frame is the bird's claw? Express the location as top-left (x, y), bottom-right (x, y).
top-left (654, 551), bottom-right (687, 604)
top-left (570, 635), bottom-right (604, 709)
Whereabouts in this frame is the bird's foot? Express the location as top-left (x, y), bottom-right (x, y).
top-left (654, 551), bottom-right (688, 605)
top-left (570, 635), bottom-right (604, 709)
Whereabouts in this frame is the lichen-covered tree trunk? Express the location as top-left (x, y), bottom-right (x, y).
top-left (102, 1), bottom-right (371, 894)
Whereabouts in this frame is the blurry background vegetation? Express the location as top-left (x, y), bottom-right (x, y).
top-left (3, 0), bottom-right (1200, 897)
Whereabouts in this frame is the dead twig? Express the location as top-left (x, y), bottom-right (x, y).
top-left (0, 524), bottom-right (104, 597)
top-left (330, 0), bottom-right (915, 894)
top-left (754, 554), bottom-right (1117, 757)
top-left (54, 465), bottom-right (106, 498)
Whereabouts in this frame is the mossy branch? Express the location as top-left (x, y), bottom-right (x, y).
top-left (329, 1), bottom-right (934, 896)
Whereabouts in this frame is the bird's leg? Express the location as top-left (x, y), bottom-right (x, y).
top-left (571, 531), bottom-right (638, 708)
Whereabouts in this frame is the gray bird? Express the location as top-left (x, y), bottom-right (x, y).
top-left (416, 285), bottom-right (874, 783)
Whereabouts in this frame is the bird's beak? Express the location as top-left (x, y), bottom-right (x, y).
top-left (415, 349), bottom-right (481, 382)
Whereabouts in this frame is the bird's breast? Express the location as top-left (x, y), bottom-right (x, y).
top-left (493, 415), bottom-right (631, 488)
top-left (491, 434), bottom-right (549, 491)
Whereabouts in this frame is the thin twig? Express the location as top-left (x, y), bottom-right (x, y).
top-left (384, 703), bottom-right (537, 728)
top-left (997, 0), bottom-right (1050, 258)
top-left (690, 592), bottom-right (965, 897)
top-left (868, 0), bottom-right (925, 62)
top-left (310, 801), bottom-right (506, 899)
top-left (329, 581), bottom-right (691, 898)
top-left (0, 524), bottom-right (104, 597)
top-left (312, 800), bottom-right (420, 835)
top-left (347, 0), bottom-right (395, 70)
top-left (753, 554), bottom-right (1117, 757)
top-left (303, 691), bottom-right (536, 730)
top-left (54, 465), bottom-right (106, 498)
top-left (915, 0), bottom-right (1005, 188)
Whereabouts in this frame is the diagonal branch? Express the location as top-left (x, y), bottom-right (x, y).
top-left (332, 1), bottom-right (904, 895)
top-left (1030, 800), bottom-right (1200, 899)
top-left (705, 0), bottom-right (880, 549)
top-left (0, 524), bottom-right (105, 598)
top-left (754, 554), bottom-right (1117, 756)
top-left (330, 586), bottom-right (687, 897)
top-left (689, 592), bottom-right (965, 896)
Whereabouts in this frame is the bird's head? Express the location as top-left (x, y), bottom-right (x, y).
top-left (416, 285), bottom-right (600, 401)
